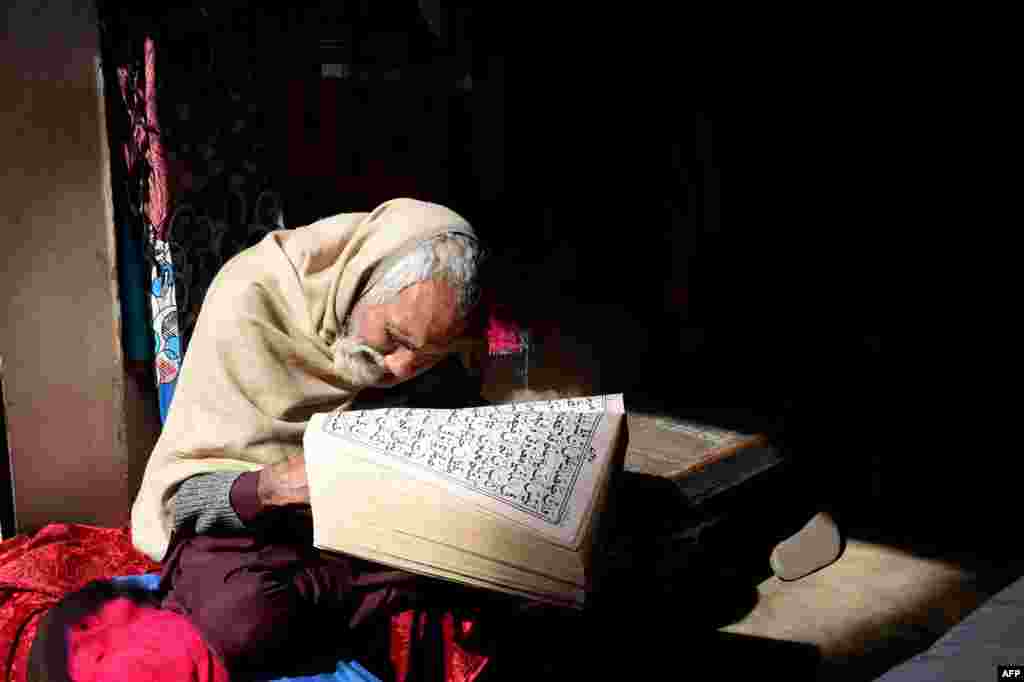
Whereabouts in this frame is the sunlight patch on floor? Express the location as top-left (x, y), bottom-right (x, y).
top-left (719, 539), bottom-right (989, 661)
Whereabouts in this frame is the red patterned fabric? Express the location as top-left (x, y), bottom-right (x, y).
top-left (0, 524), bottom-right (159, 682)
top-left (142, 37), bottom-right (171, 240)
top-left (389, 611), bottom-right (489, 682)
top-left (66, 598), bottom-right (230, 682)
top-left (1, 525), bottom-right (489, 682)
top-left (115, 38), bottom-right (171, 241)
top-left (486, 305), bottom-right (524, 356)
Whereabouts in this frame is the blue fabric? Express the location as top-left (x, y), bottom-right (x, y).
top-left (110, 573), bottom-right (381, 682)
top-left (158, 381), bottom-right (177, 423)
top-left (259, 660), bottom-right (383, 682)
top-left (109, 573), bottom-right (163, 592)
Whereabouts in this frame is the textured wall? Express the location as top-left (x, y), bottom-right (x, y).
top-left (0, 0), bottom-right (158, 532)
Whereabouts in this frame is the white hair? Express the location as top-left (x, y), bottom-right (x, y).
top-left (358, 232), bottom-right (484, 318)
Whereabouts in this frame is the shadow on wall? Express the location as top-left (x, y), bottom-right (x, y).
top-left (121, 362), bottom-right (163, 520)
top-left (2, 355), bottom-right (15, 539)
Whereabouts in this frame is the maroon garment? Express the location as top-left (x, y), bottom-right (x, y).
top-left (162, 474), bottom-right (518, 680)
top-left (229, 470), bottom-right (265, 525)
top-left (158, 513), bottom-right (429, 678)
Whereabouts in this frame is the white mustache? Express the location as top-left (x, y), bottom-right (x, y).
top-left (331, 335), bottom-right (390, 387)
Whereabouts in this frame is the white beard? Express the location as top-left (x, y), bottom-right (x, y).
top-left (330, 333), bottom-right (390, 388)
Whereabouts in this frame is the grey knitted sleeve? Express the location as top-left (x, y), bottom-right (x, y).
top-left (170, 471), bottom-right (247, 533)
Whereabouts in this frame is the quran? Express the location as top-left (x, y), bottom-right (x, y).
top-left (304, 394), bottom-right (626, 608)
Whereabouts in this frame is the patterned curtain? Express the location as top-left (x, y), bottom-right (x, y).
top-left (101, 7), bottom-right (290, 422)
top-left (100, 5), bottom-right (518, 422)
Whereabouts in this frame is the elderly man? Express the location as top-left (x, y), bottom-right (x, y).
top-left (124, 198), bottom-right (505, 678)
top-left (28, 198), bottom-right (842, 681)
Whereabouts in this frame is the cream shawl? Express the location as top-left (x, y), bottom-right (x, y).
top-left (131, 198), bottom-right (477, 561)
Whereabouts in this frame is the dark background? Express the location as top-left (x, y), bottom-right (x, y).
top-left (101, 1), bottom-right (997, 557)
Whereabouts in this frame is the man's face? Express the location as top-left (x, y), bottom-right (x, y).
top-left (344, 279), bottom-right (466, 388)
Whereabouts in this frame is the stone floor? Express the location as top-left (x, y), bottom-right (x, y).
top-left (720, 537), bottom-right (997, 681)
top-left (477, 510), bottom-right (1024, 681)
top-left (471, 307), bottom-right (1011, 680)
top-left (468, 405), bottom-right (1014, 679)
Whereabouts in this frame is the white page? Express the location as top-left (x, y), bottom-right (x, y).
top-left (305, 394), bottom-right (623, 548)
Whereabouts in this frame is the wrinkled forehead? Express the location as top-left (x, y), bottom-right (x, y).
top-left (391, 279), bottom-right (466, 338)
top-left (336, 227), bottom-right (483, 340)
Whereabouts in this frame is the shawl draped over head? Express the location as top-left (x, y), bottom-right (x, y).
top-left (131, 198), bottom-right (478, 562)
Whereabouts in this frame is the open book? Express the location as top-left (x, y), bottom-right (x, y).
top-left (304, 394), bottom-right (627, 608)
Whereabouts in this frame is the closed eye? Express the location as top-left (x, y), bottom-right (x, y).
top-left (385, 325), bottom-right (451, 362)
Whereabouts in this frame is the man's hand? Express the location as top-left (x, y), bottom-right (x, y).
top-left (257, 454), bottom-right (310, 508)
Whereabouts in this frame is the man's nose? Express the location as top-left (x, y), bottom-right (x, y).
top-left (384, 347), bottom-right (420, 380)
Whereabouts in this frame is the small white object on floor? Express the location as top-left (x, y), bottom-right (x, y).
top-left (770, 511), bottom-right (843, 581)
